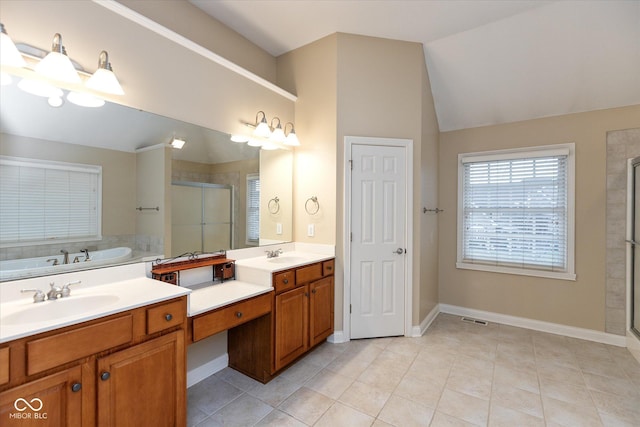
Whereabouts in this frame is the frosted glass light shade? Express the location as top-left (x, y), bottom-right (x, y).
top-left (231, 134), bottom-right (249, 143)
top-left (18, 78), bottom-right (63, 98)
top-left (261, 142), bottom-right (279, 151)
top-left (247, 138), bottom-right (263, 147)
top-left (67, 91), bottom-right (105, 108)
top-left (36, 51), bottom-right (81, 84)
top-left (254, 121), bottom-right (271, 138)
top-left (270, 126), bottom-right (285, 143)
top-left (0, 28), bottom-right (27, 68)
top-left (87, 68), bottom-right (124, 95)
top-left (285, 131), bottom-right (300, 146)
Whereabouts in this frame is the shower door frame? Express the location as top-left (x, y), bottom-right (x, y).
top-left (172, 181), bottom-right (235, 253)
top-left (628, 157), bottom-right (640, 339)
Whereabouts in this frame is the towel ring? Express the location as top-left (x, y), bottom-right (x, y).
top-left (305, 196), bottom-right (320, 215)
top-left (268, 196), bottom-right (280, 214)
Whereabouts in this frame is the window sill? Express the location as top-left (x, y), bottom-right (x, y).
top-left (456, 262), bottom-right (576, 281)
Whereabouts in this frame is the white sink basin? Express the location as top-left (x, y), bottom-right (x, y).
top-left (3, 295), bottom-right (121, 325)
top-left (267, 256), bottom-right (308, 264)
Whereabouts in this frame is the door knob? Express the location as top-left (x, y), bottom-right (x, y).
top-left (394, 248), bottom-right (404, 254)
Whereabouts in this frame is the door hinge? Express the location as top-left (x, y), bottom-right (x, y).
top-left (350, 232), bottom-right (352, 242)
top-left (349, 160), bottom-right (353, 170)
top-left (350, 304), bottom-right (352, 314)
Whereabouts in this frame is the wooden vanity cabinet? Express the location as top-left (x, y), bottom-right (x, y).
top-left (97, 331), bottom-right (184, 427)
top-left (228, 259), bottom-right (334, 382)
top-left (0, 365), bottom-right (84, 426)
top-left (0, 296), bottom-right (187, 427)
top-left (274, 260), bottom-right (334, 371)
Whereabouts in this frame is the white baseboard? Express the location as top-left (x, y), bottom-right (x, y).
top-left (439, 304), bottom-right (627, 347)
top-left (328, 331), bottom-right (347, 344)
top-left (410, 304), bottom-right (440, 337)
top-left (187, 353), bottom-right (228, 388)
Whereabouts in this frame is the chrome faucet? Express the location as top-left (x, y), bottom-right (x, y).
top-left (81, 249), bottom-right (91, 261)
top-left (47, 282), bottom-right (64, 300)
top-left (265, 248), bottom-right (283, 258)
top-left (47, 258), bottom-right (59, 266)
top-left (46, 280), bottom-right (82, 300)
top-left (60, 249), bottom-right (69, 264)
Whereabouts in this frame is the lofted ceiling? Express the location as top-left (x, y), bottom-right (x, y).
top-left (191, 0), bottom-right (640, 131)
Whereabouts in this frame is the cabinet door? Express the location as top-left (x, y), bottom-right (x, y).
top-left (275, 286), bottom-right (309, 371)
top-left (0, 366), bottom-right (83, 427)
top-left (97, 331), bottom-right (185, 427)
top-left (309, 276), bottom-right (334, 347)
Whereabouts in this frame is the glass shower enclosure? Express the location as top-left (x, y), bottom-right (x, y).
top-left (171, 182), bottom-right (233, 257)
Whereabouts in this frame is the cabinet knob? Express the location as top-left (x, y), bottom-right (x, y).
top-left (100, 371), bottom-right (110, 381)
top-left (305, 292), bottom-right (309, 297)
top-left (327, 266), bottom-right (333, 271)
top-left (71, 382), bottom-right (82, 392)
top-left (165, 313), bottom-right (173, 322)
top-left (312, 289), bottom-right (317, 294)
top-left (283, 278), bottom-right (289, 284)
top-left (236, 311), bottom-right (243, 318)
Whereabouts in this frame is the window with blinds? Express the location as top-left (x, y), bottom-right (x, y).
top-left (457, 144), bottom-right (575, 280)
top-left (246, 173), bottom-right (260, 244)
top-left (0, 157), bottom-right (102, 246)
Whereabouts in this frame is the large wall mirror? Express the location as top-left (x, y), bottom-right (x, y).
top-left (0, 82), bottom-right (293, 281)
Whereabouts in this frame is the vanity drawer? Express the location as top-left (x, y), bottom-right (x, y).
top-left (0, 347), bottom-right (9, 385)
top-left (296, 263), bottom-right (322, 285)
top-left (322, 259), bottom-right (335, 276)
top-left (192, 292), bottom-right (272, 342)
top-left (274, 270), bottom-right (295, 294)
top-left (26, 315), bottom-right (133, 375)
top-left (147, 298), bottom-right (186, 335)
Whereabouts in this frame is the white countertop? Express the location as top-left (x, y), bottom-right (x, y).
top-left (234, 251), bottom-right (333, 272)
top-left (188, 281), bottom-right (273, 317)
top-left (0, 277), bottom-right (190, 343)
top-left (0, 248), bottom-right (335, 343)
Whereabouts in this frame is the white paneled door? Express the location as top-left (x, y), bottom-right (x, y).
top-left (350, 143), bottom-right (407, 339)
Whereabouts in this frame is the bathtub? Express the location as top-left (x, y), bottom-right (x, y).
top-left (0, 247), bottom-right (133, 281)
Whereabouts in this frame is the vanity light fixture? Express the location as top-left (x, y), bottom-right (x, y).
top-left (67, 91), bottom-right (105, 108)
top-left (0, 23), bottom-right (26, 85)
top-left (270, 117), bottom-right (286, 143)
top-left (247, 138), bottom-right (263, 147)
top-left (86, 51), bottom-right (124, 95)
top-left (35, 33), bottom-right (81, 84)
top-left (253, 111), bottom-right (271, 138)
top-left (170, 137), bottom-right (186, 149)
top-left (284, 122), bottom-right (300, 146)
top-left (230, 134), bottom-right (249, 143)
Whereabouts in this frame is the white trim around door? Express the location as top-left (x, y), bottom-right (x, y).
top-left (343, 136), bottom-right (414, 341)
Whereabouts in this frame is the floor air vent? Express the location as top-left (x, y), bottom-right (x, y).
top-left (461, 316), bottom-right (488, 326)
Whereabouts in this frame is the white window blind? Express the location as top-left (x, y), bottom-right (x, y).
top-left (246, 174), bottom-right (260, 244)
top-left (0, 157), bottom-right (101, 246)
top-left (459, 146), bottom-right (574, 278)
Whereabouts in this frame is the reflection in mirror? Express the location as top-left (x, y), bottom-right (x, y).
top-left (0, 81), bottom-right (293, 281)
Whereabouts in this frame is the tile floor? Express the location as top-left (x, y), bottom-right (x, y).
top-left (187, 314), bottom-right (640, 426)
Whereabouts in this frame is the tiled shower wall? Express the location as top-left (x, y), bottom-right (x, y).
top-left (606, 128), bottom-right (640, 335)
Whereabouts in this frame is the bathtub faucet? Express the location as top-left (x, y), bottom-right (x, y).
top-left (81, 249), bottom-right (91, 262)
top-left (60, 249), bottom-right (69, 264)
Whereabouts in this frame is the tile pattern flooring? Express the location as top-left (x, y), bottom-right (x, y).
top-left (187, 314), bottom-right (640, 426)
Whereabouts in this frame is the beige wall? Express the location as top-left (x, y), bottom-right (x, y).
top-left (117, 0), bottom-right (277, 83)
top-left (260, 150), bottom-right (294, 243)
top-left (0, 134), bottom-right (136, 237)
top-left (438, 105), bottom-right (640, 332)
top-left (277, 35), bottom-right (338, 247)
top-left (278, 33), bottom-right (440, 331)
top-left (136, 146), bottom-right (169, 255)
